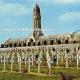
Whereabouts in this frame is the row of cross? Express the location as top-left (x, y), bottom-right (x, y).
top-left (0, 47), bottom-right (80, 74)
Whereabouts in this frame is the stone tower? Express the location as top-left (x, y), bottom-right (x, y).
top-left (32, 4), bottom-right (43, 39)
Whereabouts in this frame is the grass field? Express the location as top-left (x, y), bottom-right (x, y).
top-left (0, 72), bottom-right (57, 80)
top-left (0, 67), bottom-right (79, 80)
top-left (0, 64), bottom-right (80, 80)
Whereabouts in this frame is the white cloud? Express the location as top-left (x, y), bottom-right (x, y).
top-left (59, 12), bottom-right (80, 22)
top-left (0, 3), bottom-right (31, 17)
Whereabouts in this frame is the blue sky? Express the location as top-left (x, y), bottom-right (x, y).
top-left (0, 0), bottom-right (80, 44)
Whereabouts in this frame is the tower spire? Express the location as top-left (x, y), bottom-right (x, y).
top-left (32, 3), bottom-right (43, 39)
top-left (36, 0), bottom-right (38, 4)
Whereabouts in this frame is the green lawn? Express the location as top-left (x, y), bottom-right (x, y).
top-left (0, 63), bottom-right (80, 80)
top-left (0, 72), bottom-right (57, 80)
top-left (0, 67), bottom-right (79, 80)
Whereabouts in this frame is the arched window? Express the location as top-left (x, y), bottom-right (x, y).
top-left (58, 39), bottom-right (61, 44)
top-left (28, 42), bottom-right (31, 46)
top-left (50, 40), bottom-right (54, 45)
top-left (23, 42), bottom-right (26, 46)
top-left (65, 39), bottom-right (68, 44)
top-left (10, 43), bottom-right (12, 47)
top-left (14, 43), bottom-right (17, 47)
top-left (5, 44), bottom-right (8, 47)
top-left (44, 40), bottom-right (47, 45)
top-left (1, 44), bottom-right (5, 48)
top-left (38, 42), bottom-right (40, 46)
top-left (19, 43), bottom-right (21, 47)
top-left (33, 42), bottom-right (35, 46)
top-left (30, 38), bottom-right (33, 43)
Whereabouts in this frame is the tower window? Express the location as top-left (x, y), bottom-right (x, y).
top-left (34, 9), bottom-right (35, 12)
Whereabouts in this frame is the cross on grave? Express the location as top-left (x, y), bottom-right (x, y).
top-left (46, 49), bottom-right (51, 74)
top-left (77, 49), bottom-right (80, 68)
